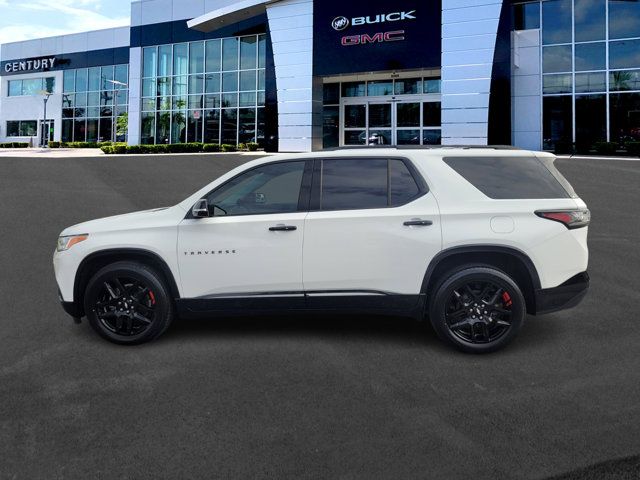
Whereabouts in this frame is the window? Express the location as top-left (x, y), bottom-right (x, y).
top-left (513, 2), bottom-right (540, 30)
top-left (61, 65), bottom-right (128, 142)
top-left (542, 0), bottom-right (572, 44)
top-left (609, 0), bottom-right (640, 40)
top-left (394, 78), bottom-right (421, 95)
top-left (207, 161), bottom-right (306, 216)
top-left (576, 94), bottom-right (607, 146)
top-left (7, 77), bottom-right (54, 96)
top-left (610, 39), bottom-right (640, 70)
top-left (610, 70), bottom-right (640, 92)
top-left (575, 42), bottom-right (606, 71)
top-left (610, 92), bottom-right (640, 142)
top-left (543, 45), bottom-right (572, 73)
top-left (543, 96), bottom-right (573, 150)
top-left (6, 121), bottom-right (19, 136)
top-left (342, 82), bottom-right (366, 97)
top-left (319, 159), bottom-right (423, 211)
top-left (575, 72), bottom-right (606, 93)
top-left (367, 81), bottom-right (393, 96)
top-left (321, 159), bottom-right (388, 210)
top-left (543, 74), bottom-right (573, 94)
top-left (574, 0), bottom-right (605, 42)
top-left (443, 156), bottom-right (571, 199)
top-left (6, 120), bottom-right (37, 136)
top-left (390, 160), bottom-right (420, 206)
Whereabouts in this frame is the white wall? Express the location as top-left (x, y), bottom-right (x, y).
top-left (441, 0), bottom-right (502, 145)
top-left (0, 70), bottom-right (63, 143)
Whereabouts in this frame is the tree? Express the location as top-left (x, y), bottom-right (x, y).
top-left (116, 112), bottom-right (128, 138)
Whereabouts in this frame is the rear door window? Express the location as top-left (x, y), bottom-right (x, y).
top-left (443, 156), bottom-right (572, 199)
top-left (319, 158), bottom-right (424, 211)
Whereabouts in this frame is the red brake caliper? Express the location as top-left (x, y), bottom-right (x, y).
top-left (501, 291), bottom-right (512, 308)
top-left (148, 291), bottom-right (156, 305)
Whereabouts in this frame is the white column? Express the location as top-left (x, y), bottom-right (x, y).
top-left (441, 0), bottom-right (502, 145)
top-left (266, 0), bottom-right (318, 152)
top-left (128, 47), bottom-right (142, 145)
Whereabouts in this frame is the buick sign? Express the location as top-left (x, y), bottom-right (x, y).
top-left (332, 16), bottom-right (349, 31)
top-left (331, 10), bottom-right (416, 31)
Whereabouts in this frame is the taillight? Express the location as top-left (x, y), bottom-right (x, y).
top-left (535, 209), bottom-right (590, 229)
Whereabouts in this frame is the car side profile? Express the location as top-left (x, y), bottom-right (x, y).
top-left (54, 147), bottom-right (590, 353)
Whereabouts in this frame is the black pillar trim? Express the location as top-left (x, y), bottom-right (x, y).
top-left (488, 1), bottom-right (513, 146)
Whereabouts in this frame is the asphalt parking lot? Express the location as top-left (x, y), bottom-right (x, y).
top-left (0, 153), bottom-right (639, 479)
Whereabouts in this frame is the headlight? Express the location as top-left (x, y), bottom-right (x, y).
top-left (56, 234), bottom-right (89, 252)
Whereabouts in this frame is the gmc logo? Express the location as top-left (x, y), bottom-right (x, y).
top-left (341, 30), bottom-right (406, 46)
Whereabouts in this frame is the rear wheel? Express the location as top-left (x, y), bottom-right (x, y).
top-left (84, 261), bottom-right (174, 345)
top-left (429, 266), bottom-right (525, 353)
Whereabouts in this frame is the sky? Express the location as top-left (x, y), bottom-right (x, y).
top-left (0, 0), bottom-right (131, 46)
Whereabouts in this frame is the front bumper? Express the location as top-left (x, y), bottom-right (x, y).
top-left (534, 272), bottom-right (589, 315)
top-left (58, 288), bottom-right (83, 319)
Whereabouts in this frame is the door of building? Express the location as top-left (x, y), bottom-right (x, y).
top-left (39, 120), bottom-right (54, 146)
top-left (341, 96), bottom-right (441, 146)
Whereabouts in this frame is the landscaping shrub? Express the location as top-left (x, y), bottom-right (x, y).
top-left (625, 142), bottom-right (640, 157)
top-left (48, 141), bottom-right (61, 148)
top-left (246, 142), bottom-right (259, 151)
top-left (202, 143), bottom-right (220, 152)
top-left (221, 144), bottom-right (237, 152)
top-left (0, 142), bottom-right (29, 148)
top-left (100, 146), bottom-right (114, 154)
top-left (593, 142), bottom-right (618, 156)
top-left (554, 140), bottom-right (574, 155)
top-left (113, 144), bottom-right (127, 154)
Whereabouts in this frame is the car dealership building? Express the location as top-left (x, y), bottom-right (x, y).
top-left (0, 0), bottom-right (639, 152)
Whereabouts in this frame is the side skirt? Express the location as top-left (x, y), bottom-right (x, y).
top-left (176, 291), bottom-right (426, 320)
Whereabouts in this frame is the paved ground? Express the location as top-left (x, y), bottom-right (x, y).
top-left (0, 154), bottom-right (638, 479)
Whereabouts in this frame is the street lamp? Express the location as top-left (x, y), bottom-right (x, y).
top-left (105, 79), bottom-right (128, 143)
top-left (38, 90), bottom-right (53, 147)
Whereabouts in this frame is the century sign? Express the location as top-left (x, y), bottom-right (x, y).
top-left (4, 57), bottom-right (57, 73)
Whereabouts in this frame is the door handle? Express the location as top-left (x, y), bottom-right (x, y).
top-left (269, 224), bottom-right (297, 232)
top-left (403, 219), bottom-right (433, 227)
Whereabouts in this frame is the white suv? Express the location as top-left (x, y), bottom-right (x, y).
top-left (54, 147), bottom-right (590, 353)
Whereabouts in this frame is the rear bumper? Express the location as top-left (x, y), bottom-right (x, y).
top-left (534, 272), bottom-right (589, 315)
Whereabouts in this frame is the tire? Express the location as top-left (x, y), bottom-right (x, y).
top-left (83, 261), bottom-right (174, 345)
top-left (429, 266), bottom-right (525, 353)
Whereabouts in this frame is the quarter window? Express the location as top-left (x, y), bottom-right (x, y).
top-left (206, 161), bottom-right (306, 216)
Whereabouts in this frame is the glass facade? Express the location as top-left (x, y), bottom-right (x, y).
top-left (515, 0), bottom-right (640, 149)
top-left (61, 65), bottom-right (129, 143)
top-left (140, 34), bottom-right (266, 145)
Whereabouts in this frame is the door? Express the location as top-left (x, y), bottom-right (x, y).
top-left (303, 157), bottom-right (442, 302)
top-left (178, 160), bottom-right (312, 305)
top-left (40, 120), bottom-right (54, 146)
top-left (342, 99), bottom-right (441, 146)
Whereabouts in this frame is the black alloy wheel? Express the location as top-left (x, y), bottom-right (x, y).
top-left (94, 276), bottom-right (156, 337)
top-left (445, 281), bottom-right (513, 344)
top-left (84, 262), bottom-right (173, 345)
top-left (429, 266), bottom-right (526, 353)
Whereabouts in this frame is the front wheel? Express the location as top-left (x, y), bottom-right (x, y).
top-left (84, 261), bottom-right (174, 345)
top-left (429, 266), bottom-right (526, 353)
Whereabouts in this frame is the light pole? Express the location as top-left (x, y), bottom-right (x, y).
top-left (38, 90), bottom-right (53, 147)
top-left (106, 79), bottom-right (128, 142)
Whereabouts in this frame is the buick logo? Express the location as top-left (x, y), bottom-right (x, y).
top-left (332, 16), bottom-right (349, 31)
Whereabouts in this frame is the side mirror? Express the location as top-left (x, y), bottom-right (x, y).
top-left (192, 198), bottom-right (210, 218)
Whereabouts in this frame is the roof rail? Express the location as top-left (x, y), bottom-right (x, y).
top-left (322, 145), bottom-right (522, 151)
